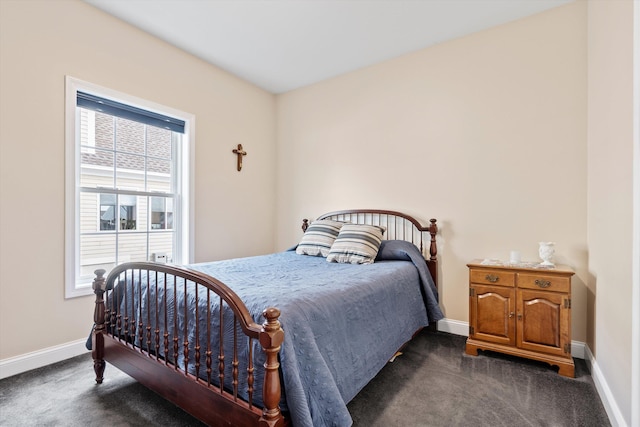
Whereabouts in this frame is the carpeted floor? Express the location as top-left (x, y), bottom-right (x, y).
top-left (0, 331), bottom-right (610, 427)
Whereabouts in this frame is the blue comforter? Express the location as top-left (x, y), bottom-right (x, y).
top-left (107, 240), bottom-right (443, 427)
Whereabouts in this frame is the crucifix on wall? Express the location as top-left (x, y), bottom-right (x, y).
top-left (232, 144), bottom-right (247, 171)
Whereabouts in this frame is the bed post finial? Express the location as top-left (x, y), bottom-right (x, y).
top-left (428, 219), bottom-right (438, 288)
top-left (428, 219), bottom-right (438, 262)
top-left (259, 307), bottom-right (285, 427)
top-left (92, 269), bottom-right (107, 384)
top-left (302, 218), bottom-right (309, 233)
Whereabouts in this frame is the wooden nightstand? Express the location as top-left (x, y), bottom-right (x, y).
top-left (465, 260), bottom-right (575, 377)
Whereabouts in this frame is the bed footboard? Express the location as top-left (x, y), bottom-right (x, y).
top-left (92, 265), bottom-right (286, 427)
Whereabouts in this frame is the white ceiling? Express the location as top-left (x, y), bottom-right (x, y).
top-left (84, 0), bottom-right (573, 94)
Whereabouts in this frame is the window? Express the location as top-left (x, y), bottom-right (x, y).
top-left (65, 77), bottom-right (194, 298)
top-left (99, 194), bottom-right (116, 231)
top-left (151, 197), bottom-right (173, 230)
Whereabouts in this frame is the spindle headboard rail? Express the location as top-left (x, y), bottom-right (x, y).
top-left (303, 209), bottom-right (438, 283)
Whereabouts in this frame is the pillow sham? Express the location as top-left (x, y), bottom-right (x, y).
top-left (296, 219), bottom-right (345, 257)
top-left (326, 224), bottom-right (385, 264)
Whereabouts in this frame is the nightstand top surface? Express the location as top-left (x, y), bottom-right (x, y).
top-left (467, 259), bottom-right (574, 275)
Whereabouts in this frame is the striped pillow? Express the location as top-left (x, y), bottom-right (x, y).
top-left (296, 219), bottom-right (345, 257)
top-left (326, 224), bottom-right (385, 264)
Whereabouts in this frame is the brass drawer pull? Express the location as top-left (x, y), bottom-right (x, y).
top-left (485, 274), bottom-right (500, 283)
top-left (535, 279), bottom-right (551, 288)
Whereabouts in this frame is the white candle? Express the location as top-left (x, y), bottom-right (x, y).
top-left (510, 250), bottom-right (521, 264)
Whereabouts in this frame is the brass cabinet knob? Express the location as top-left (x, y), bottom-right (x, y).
top-left (485, 274), bottom-right (500, 283)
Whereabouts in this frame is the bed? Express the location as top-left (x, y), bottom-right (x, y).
top-left (90, 209), bottom-right (443, 427)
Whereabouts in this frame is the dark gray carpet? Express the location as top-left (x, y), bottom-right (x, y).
top-left (0, 331), bottom-right (609, 427)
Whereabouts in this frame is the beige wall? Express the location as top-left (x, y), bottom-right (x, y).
top-left (1, 2), bottom-right (635, 423)
top-left (276, 2), bottom-right (588, 340)
top-left (587, 0), bottom-right (635, 424)
top-left (0, 0), bottom-right (276, 359)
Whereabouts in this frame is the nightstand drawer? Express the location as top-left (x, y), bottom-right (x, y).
top-left (469, 269), bottom-right (515, 287)
top-left (517, 273), bottom-right (570, 293)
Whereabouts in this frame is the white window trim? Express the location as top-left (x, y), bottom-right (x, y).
top-left (65, 76), bottom-right (195, 298)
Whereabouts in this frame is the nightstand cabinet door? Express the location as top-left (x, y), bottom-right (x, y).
top-left (470, 285), bottom-right (516, 346)
top-left (517, 289), bottom-right (571, 357)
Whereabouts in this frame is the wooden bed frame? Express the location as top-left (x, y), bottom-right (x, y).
top-left (91, 209), bottom-right (438, 427)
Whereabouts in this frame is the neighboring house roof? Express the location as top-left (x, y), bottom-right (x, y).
top-left (81, 110), bottom-right (171, 175)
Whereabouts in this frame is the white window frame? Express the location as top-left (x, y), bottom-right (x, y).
top-left (65, 76), bottom-right (195, 298)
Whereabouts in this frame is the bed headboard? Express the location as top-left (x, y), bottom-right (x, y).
top-left (302, 209), bottom-right (438, 286)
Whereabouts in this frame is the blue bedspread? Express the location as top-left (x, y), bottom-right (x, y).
top-left (106, 240), bottom-right (443, 427)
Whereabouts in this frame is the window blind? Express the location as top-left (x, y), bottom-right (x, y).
top-left (77, 91), bottom-right (185, 133)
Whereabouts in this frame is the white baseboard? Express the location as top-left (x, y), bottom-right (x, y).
top-left (436, 317), bottom-right (469, 336)
top-left (584, 345), bottom-right (628, 427)
top-left (436, 318), bottom-right (586, 359)
top-left (571, 339), bottom-right (585, 359)
top-left (0, 339), bottom-right (88, 380)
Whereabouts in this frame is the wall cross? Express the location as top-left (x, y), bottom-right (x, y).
top-left (232, 144), bottom-right (247, 171)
